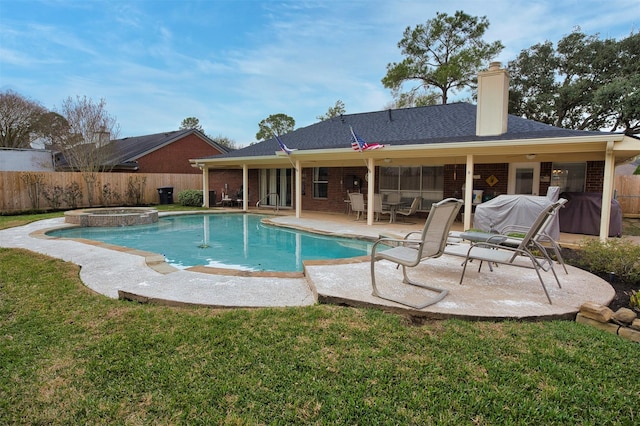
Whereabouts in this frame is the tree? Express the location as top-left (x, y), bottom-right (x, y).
top-left (31, 111), bottom-right (71, 148)
top-left (55, 96), bottom-right (120, 206)
top-left (384, 91), bottom-right (440, 109)
top-left (179, 117), bottom-right (203, 132)
top-left (316, 100), bottom-right (346, 121)
top-left (382, 11), bottom-right (503, 105)
top-left (256, 113), bottom-right (295, 141)
top-left (508, 30), bottom-right (639, 134)
top-left (210, 134), bottom-right (237, 150)
top-left (0, 90), bottom-right (47, 148)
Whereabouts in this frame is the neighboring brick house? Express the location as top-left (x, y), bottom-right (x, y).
top-left (106, 129), bottom-right (229, 173)
top-left (56, 129), bottom-right (229, 173)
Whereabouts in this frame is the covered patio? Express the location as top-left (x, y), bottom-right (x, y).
top-left (192, 64), bottom-right (640, 242)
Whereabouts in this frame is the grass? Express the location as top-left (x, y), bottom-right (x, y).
top-left (623, 217), bottom-right (640, 236)
top-left (1, 210), bottom-right (639, 424)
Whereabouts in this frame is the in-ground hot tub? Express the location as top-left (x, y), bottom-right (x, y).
top-left (64, 207), bottom-right (158, 227)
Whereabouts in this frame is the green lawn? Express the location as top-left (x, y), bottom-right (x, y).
top-left (1, 211), bottom-right (639, 424)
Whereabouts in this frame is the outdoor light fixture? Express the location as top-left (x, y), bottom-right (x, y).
top-left (526, 154), bottom-right (537, 160)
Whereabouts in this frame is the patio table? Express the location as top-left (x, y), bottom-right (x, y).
top-left (383, 201), bottom-right (403, 223)
top-left (460, 231), bottom-right (507, 244)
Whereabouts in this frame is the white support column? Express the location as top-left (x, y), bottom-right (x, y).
top-left (295, 160), bottom-right (302, 218)
top-left (367, 158), bottom-right (375, 226)
top-left (464, 155), bottom-right (474, 230)
top-left (202, 166), bottom-right (209, 207)
top-left (242, 164), bottom-right (248, 211)
top-left (599, 141), bottom-right (615, 241)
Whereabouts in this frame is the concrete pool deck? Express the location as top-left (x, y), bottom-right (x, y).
top-left (0, 211), bottom-right (616, 320)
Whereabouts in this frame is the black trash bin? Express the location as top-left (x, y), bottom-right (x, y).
top-left (157, 187), bottom-right (174, 204)
top-left (209, 190), bottom-right (217, 206)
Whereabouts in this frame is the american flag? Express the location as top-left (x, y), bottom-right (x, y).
top-left (350, 126), bottom-right (383, 151)
top-left (275, 134), bottom-right (296, 155)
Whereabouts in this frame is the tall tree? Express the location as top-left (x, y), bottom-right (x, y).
top-left (256, 113), bottom-right (295, 141)
top-left (508, 30), bottom-right (639, 135)
top-left (384, 91), bottom-right (440, 109)
top-left (31, 111), bottom-right (71, 148)
top-left (55, 96), bottom-right (120, 206)
top-left (179, 117), bottom-right (203, 132)
top-left (0, 90), bottom-right (47, 148)
top-left (316, 100), bottom-right (346, 121)
top-left (210, 134), bottom-right (237, 150)
top-left (382, 10), bottom-right (504, 104)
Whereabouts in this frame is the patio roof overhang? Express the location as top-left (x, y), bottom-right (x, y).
top-left (190, 133), bottom-right (639, 241)
top-left (190, 133), bottom-right (637, 170)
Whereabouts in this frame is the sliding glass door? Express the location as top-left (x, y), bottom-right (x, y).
top-left (259, 168), bottom-right (292, 207)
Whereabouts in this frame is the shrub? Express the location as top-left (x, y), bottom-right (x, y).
top-left (63, 182), bottom-right (83, 209)
top-left (177, 189), bottom-right (203, 207)
top-left (576, 238), bottom-right (640, 284)
top-left (41, 184), bottom-right (64, 209)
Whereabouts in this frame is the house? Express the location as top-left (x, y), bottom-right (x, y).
top-left (56, 128), bottom-right (229, 173)
top-left (191, 63), bottom-right (640, 240)
top-left (0, 147), bottom-right (55, 171)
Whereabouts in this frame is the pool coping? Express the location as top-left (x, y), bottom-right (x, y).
top-left (2, 212), bottom-right (616, 320)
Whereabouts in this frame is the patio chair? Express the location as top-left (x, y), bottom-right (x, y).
top-left (373, 194), bottom-right (392, 222)
top-left (370, 198), bottom-right (463, 309)
top-left (386, 192), bottom-right (402, 204)
top-left (497, 198), bottom-right (568, 274)
top-left (395, 197), bottom-right (421, 222)
top-left (349, 192), bottom-right (366, 220)
top-left (445, 200), bottom-right (565, 304)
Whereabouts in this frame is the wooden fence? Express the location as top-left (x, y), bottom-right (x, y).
top-left (0, 171), bottom-right (202, 213)
top-left (615, 175), bottom-right (640, 217)
top-left (1, 171), bottom-right (638, 215)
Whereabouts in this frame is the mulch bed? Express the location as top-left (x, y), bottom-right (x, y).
top-left (561, 248), bottom-right (638, 312)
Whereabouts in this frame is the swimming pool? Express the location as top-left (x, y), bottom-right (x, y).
top-left (47, 213), bottom-right (373, 272)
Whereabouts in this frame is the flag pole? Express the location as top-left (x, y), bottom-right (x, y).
top-left (349, 126), bottom-right (371, 175)
top-left (272, 131), bottom-right (298, 171)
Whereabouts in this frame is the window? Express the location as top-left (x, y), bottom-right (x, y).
top-left (313, 167), bottom-right (329, 198)
top-left (551, 162), bottom-right (586, 193)
top-left (380, 166), bottom-right (444, 209)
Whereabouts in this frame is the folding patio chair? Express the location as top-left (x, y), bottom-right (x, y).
top-left (497, 198), bottom-right (568, 274)
top-left (370, 198), bottom-right (463, 309)
top-left (445, 200), bottom-right (565, 304)
top-left (395, 197), bottom-right (421, 222)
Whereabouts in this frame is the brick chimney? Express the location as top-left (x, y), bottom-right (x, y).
top-left (476, 61), bottom-right (509, 136)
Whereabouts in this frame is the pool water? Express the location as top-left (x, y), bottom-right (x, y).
top-left (48, 214), bottom-right (373, 272)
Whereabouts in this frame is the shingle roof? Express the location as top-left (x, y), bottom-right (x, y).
top-left (104, 129), bottom-right (229, 165)
top-left (214, 102), bottom-right (606, 159)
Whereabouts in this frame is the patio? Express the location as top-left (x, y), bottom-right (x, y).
top-left (0, 210), bottom-right (616, 320)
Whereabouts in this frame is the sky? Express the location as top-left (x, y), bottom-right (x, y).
top-left (1, 0), bottom-right (638, 147)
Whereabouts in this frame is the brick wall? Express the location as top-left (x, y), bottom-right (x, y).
top-left (586, 161), bottom-right (605, 192)
top-left (302, 166), bottom-right (369, 213)
top-left (208, 169), bottom-right (259, 205)
top-left (206, 161), bottom-right (608, 212)
top-left (136, 134), bottom-right (224, 174)
top-left (443, 163), bottom-right (509, 200)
